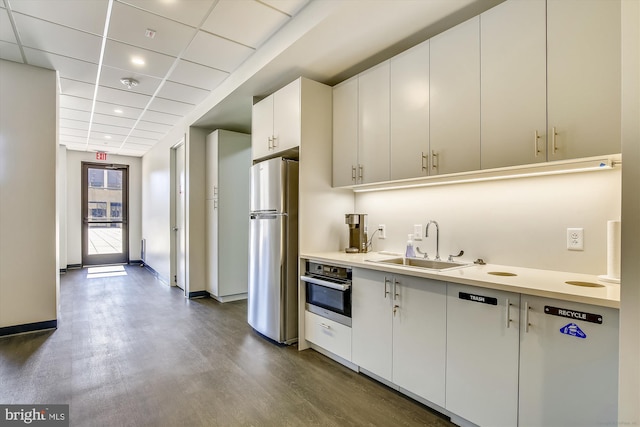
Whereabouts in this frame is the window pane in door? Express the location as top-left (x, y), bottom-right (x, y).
top-left (88, 223), bottom-right (123, 255)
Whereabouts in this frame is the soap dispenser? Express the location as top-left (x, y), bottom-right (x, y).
top-left (405, 234), bottom-right (416, 258)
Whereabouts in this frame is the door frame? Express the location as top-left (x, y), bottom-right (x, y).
top-left (171, 139), bottom-right (186, 294)
top-left (81, 161), bottom-right (130, 266)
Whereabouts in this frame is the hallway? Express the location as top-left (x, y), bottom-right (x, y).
top-left (0, 266), bottom-right (453, 426)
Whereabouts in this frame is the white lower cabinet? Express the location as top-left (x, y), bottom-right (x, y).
top-left (304, 311), bottom-right (351, 362)
top-left (518, 295), bottom-right (619, 427)
top-left (446, 283), bottom-right (520, 427)
top-left (352, 268), bottom-right (447, 406)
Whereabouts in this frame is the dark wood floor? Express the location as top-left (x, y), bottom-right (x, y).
top-left (0, 265), bottom-right (454, 426)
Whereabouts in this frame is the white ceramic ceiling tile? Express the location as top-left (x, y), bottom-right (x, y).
top-left (0, 41), bottom-right (24, 63)
top-left (24, 48), bottom-right (98, 83)
top-left (93, 101), bottom-right (143, 120)
top-left (118, 0), bottom-right (216, 27)
top-left (108, 1), bottom-right (196, 57)
top-left (60, 107), bottom-right (90, 122)
top-left (261, 0), bottom-right (309, 16)
top-left (140, 109), bottom-right (183, 126)
top-left (96, 84), bottom-right (152, 109)
top-left (12, 13), bottom-right (102, 62)
top-left (59, 127), bottom-right (89, 138)
top-left (102, 39), bottom-right (175, 78)
top-left (59, 78), bottom-right (95, 99)
top-left (9, 0), bottom-right (109, 36)
top-left (90, 122), bottom-right (131, 136)
top-left (168, 59), bottom-right (228, 90)
top-left (129, 128), bottom-right (165, 140)
top-left (59, 118), bottom-right (90, 130)
top-left (125, 136), bottom-right (156, 145)
top-left (92, 113), bottom-right (137, 129)
top-left (135, 120), bottom-right (172, 134)
top-left (157, 81), bottom-right (210, 105)
top-left (148, 97), bottom-right (194, 116)
top-left (59, 95), bottom-right (93, 111)
top-left (202, 0), bottom-right (288, 49)
top-left (99, 65), bottom-right (163, 96)
top-left (182, 31), bottom-right (253, 73)
top-left (1, 8), bottom-right (17, 43)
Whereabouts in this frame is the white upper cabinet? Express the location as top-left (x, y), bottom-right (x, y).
top-left (332, 76), bottom-right (359, 187)
top-left (480, 0), bottom-right (547, 169)
top-left (390, 40), bottom-right (430, 180)
top-left (430, 16), bottom-right (481, 175)
top-left (358, 61), bottom-right (390, 184)
top-left (251, 78), bottom-right (302, 161)
top-left (547, 0), bottom-right (621, 160)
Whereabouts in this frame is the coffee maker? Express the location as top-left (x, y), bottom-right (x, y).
top-left (345, 214), bottom-right (368, 253)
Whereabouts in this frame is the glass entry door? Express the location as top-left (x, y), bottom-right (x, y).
top-left (82, 162), bottom-right (129, 266)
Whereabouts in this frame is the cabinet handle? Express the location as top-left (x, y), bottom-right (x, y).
top-left (320, 323), bottom-right (331, 330)
top-left (383, 277), bottom-right (390, 298)
top-left (393, 279), bottom-right (400, 300)
top-left (421, 152), bottom-right (427, 171)
top-left (393, 304), bottom-right (399, 316)
top-left (358, 164), bottom-right (363, 182)
top-left (351, 166), bottom-right (357, 182)
top-left (506, 298), bottom-right (512, 328)
top-left (431, 150), bottom-right (438, 170)
top-left (524, 301), bottom-right (531, 333)
top-left (214, 199), bottom-right (218, 210)
top-left (213, 186), bottom-right (218, 196)
top-left (268, 136), bottom-right (273, 149)
top-left (534, 131), bottom-right (541, 157)
top-left (552, 127), bottom-right (558, 154)
top-left (272, 135), bottom-right (278, 148)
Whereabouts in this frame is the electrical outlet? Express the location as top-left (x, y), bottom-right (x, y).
top-left (567, 228), bottom-right (584, 251)
top-left (414, 224), bottom-right (423, 240)
top-left (378, 224), bottom-right (386, 239)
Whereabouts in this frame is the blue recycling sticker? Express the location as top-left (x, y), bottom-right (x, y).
top-left (560, 323), bottom-right (587, 339)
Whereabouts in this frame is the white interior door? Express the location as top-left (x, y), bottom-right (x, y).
top-left (175, 143), bottom-right (186, 292)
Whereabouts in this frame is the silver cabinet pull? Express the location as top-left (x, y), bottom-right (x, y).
top-left (421, 152), bottom-right (428, 171)
top-left (213, 186), bottom-right (218, 196)
top-left (320, 323), bottom-right (331, 330)
top-left (272, 135), bottom-right (278, 148)
top-left (506, 298), bottom-right (512, 328)
top-left (383, 276), bottom-right (390, 298)
top-left (431, 150), bottom-right (438, 170)
top-left (351, 166), bottom-right (357, 182)
top-left (358, 164), bottom-right (363, 181)
top-left (534, 130), bottom-right (541, 157)
top-left (214, 200), bottom-right (218, 209)
top-left (268, 136), bottom-right (273, 149)
top-left (393, 305), bottom-right (399, 316)
top-left (524, 301), bottom-right (530, 333)
top-left (393, 279), bottom-right (400, 300)
top-left (552, 127), bottom-right (558, 154)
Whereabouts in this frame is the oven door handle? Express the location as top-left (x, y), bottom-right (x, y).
top-left (300, 275), bottom-right (351, 291)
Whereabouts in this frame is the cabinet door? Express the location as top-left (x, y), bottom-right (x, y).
top-left (430, 17), bottom-right (480, 175)
top-left (333, 77), bottom-right (359, 187)
top-left (352, 268), bottom-right (393, 381)
top-left (519, 295), bottom-right (619, 427)
top-left (547, 0), bottom-right (621, 160)
top-left (252, 95), bottom-right (274, 160)
top-left (392, 275), bottom-right (446, 407)
top-left (358, 61), bottom-right (390, 184)
top-left (480, 0), bottom-right (547, 169)
top-left (446, 283), bottom-right (520, 427)
top-left (390, 41), bottom-right (430, 180)
top-left (273, 78), bottom-right (301, 153)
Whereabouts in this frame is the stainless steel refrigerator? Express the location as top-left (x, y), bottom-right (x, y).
top-left (248, 157), bottom-right (299, 344)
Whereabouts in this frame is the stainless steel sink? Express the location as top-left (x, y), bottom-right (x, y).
top-left (368, 257), bottom-right (470, 271)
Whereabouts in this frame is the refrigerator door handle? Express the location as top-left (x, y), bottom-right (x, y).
top-left (250, 212), bottom-right (288, 219)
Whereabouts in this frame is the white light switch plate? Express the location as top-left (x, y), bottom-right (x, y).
top-left (567, 228), bottom-right (584, 251)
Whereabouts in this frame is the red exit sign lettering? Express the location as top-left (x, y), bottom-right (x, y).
top-left (96, 152), bottom-right (107, 161)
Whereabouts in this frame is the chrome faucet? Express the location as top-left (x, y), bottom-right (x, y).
top-left (426, 220), bottom-right (440, 261)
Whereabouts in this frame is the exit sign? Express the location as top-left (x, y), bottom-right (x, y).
top-left (96, 152), bottom-right (107, 161)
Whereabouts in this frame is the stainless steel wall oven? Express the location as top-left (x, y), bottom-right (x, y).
top-left (302, 261), bottom-right (352, 327)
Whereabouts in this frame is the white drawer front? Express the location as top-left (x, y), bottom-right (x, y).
top-left (305, 311), bottom-right (352, 361)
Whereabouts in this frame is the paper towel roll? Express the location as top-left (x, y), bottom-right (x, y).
top-left (606, 220), bottom-right (621, 280)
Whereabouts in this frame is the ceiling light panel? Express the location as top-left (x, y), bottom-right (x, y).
top-left (102, 39), bottom-right (175, 78)
top-left (0, 41), bottom-right (23, 63)
top-left (99, 65), bottom-right (162, 95)
top-left (168, 59), bottom-right (229, 91)
top-left (90, 131), bottom-right (125, 142)
top-left (93, 101), bottom-right (143, 119)
top-left (182, 31), bottom-right (253, 73)
top-left (108, 1), bottom-right (196, 57)
top-left (24, 49), bottom-right (98, 83)
top-left (12, 13), bottom-right (102, 63)
top-left (157, 80), bottom-right (210, 105)
top-left (119, 0), bottom-right (217, 27)
top-left (9, 0), bottom-right (109, 36)
top-left (202, 0), bottom-right (289, 49)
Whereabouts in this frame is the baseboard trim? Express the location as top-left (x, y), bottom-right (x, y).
top-left (0, 319), bottom-right (57, 337)
top-left (129, 259), bottom-right (143, 266)
top-left (210, 292), bottom-right (248, 303)
top-left (67, 264), bottom-right (82, 270)
top-left (143, 264), bottom-right (169, 285)
top-left (188, 290), bottom-right (209, 299)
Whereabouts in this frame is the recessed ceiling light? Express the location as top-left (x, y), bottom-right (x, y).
top-left (114, 109), bottom-right (123, 114)
top-left (104, 135), bottom-right (112, 139)
top-left (131, 57), bottom-right (145, 66)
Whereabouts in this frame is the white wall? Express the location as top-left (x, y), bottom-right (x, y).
top-left (64, 150), bottom-right (142, 266)
top-left (356, 169), bottom-right (621, 274)
top-left (619, 0), bottom-right (640, 422)
top-left (0, 60), bottom-right (58, 328)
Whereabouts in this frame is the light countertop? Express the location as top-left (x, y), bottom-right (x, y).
top-left (300, 251), bottom-right (620, 309)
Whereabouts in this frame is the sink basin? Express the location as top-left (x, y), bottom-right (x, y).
top-left (368, 257), bottom-right (470, 271)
